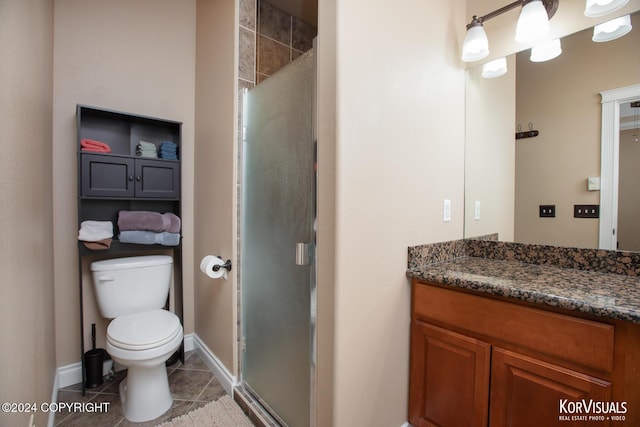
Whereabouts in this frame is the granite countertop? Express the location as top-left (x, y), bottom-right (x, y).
top-left (407, 239), bottom-right (640, 324)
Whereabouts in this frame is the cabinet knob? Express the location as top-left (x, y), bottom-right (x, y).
top-left (128, 176), bottom-right (134, 181)
top-left (136, 176), bottom-right (141, 181)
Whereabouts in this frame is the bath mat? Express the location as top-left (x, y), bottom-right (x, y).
top-left (156, 395), bottom-right (254, 427)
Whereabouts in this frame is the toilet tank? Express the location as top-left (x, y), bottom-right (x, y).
top-left (90, 255), bottom-right (173, 318)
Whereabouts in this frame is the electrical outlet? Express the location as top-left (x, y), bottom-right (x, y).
top-left (443, 199), bottom-right (451, 222)
top-left (574, 204), bottom-right (599, 218)
top-left (474, 200), bottom-right (481, 220)
top-left (539, 205), bottom-right (555, 218)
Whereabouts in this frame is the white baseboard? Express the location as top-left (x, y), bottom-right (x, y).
top-left (183, 332), bottom-right (195, 352)
top-left (55, 359), bottom-right (114, 389)
top-left (191, 333), bottom-right (238, 395)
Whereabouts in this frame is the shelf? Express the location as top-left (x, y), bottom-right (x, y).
top-left (78, 240), bottom-right (182, 257)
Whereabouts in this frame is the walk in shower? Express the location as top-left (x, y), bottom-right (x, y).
top-left (240, 49), bottom-right (316, 426)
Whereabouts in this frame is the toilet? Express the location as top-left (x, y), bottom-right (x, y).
top-left (90, 255), bottom-right (183, 422)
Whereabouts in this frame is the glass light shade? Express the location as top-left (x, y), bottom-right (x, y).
top-left (592, 15), bottom-right (633, 42)
top-left (462, 24), bottom-right (489, 62)
top-left (584, 0), bottom-right (629, 17)
top-left (482, 57), bottom-right (508, 78)
top-left (530, 38), bottom-right (562, 62)
top-left (515, 0), bottom-right (551, 43)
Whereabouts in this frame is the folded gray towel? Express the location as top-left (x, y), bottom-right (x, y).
top-left (118, 231), bottom-right (180, 246)
top-left (118, 211), bottom-right (181, 233)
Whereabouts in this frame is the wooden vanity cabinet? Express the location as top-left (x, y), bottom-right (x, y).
top-left (409, 279), bottom-right (639, 427)
top-left (409, 321), bottom-right (491, 427)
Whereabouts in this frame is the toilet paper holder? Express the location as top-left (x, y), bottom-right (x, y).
top-left (213, 257), bottom-right (232, 272)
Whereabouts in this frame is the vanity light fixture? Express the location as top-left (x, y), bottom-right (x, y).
top-left (462, 17), bottom-right (490, 62)
top-left (530, 38), bottom-right (562, 62)
top-left (515, 0), bottom-right (552, 42)
top-left (592, 14), bottom-right (633, 41)
top-left (462, 0), bottom-right (559, 63)
top-left (482, 57), bottom-right (508, 78)
top-left (584, 0), bottom-right (629, 17)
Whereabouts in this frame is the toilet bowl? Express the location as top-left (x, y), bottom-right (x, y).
top-left (90, 255), bottom-right (183, 422)
top-left (106, 309), bottom-right (183, 422)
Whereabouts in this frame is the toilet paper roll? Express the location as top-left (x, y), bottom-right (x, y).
top-left (200, 255), bottom-right (228, 280)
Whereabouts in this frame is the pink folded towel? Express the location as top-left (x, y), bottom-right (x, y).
top-left (118, 210), bottom-right (181, 233)
top-left (81, 138), bottom-right (111, 153)
top-left (83, 238), bottom-right (112, 250)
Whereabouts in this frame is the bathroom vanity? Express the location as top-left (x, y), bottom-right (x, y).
top-left (406, 239), bottom-right (640, 427)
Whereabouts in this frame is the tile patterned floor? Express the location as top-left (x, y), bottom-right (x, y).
top-left (55, 351), bottom-right (229, 426)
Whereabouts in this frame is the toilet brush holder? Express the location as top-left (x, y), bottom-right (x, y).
top-left (84, 348), bottom-right (105, 388)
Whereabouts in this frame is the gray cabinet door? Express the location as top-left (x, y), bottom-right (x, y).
top-left (81, 154), bottom-right (134, 198)
top-left (134, 159), bottom-right (180, 199)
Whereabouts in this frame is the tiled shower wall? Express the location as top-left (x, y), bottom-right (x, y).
top-left (239, 0), bottom-right (317, 87)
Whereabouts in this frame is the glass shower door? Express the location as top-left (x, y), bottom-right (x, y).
top-left (241, 50), bottom-right (315, 427)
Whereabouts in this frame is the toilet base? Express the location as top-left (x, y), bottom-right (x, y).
top-left (119, 364), bottom-right (173, 422)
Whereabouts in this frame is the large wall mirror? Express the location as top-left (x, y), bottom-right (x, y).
top-left (465, 10), bottom-right (640, 251)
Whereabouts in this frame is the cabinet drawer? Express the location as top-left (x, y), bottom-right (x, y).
top-left (413, 282), bottom-right (614, 372)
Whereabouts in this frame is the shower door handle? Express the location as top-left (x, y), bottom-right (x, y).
top-left (295, 243), bottom-right (312, 266)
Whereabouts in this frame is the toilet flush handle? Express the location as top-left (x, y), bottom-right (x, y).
top-left (98, 275), bottom-right (115, 282)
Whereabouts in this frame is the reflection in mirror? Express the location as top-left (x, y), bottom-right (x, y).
top-left (465, 12), bottom-right (639, 250)
top-left (618, 100), bottom-right (640, 250)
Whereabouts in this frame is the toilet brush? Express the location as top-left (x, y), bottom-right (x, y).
top-left (85, 323), bottom-right (104, 388)
top-left (92, 323), bottom-right (96, 351)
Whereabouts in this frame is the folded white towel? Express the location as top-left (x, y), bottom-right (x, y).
top-left (78, 220), bottom-right (113, 242)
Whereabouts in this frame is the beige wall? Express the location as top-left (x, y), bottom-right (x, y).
top-left (0, 1), bottom-right (56, 426)
top-left (318, 1), bottom-right (466, 425)
top-left (515, 23), bottom-right (639, 248)
top-left (194, 0), bottom-right (238, 375)
top-left (52, 0), bottom-right (196, 366)
top-left (465, 55), bottom-right (516, 241)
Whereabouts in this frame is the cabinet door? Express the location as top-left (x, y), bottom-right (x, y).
top-left (490, 348), bottom-right (611, 427)
top-left (134, 159), bottom-right (180, 199)
top-left (409, 321), bottom-right (491, 427)
top-left (81, 154), bottom-right (134, 198)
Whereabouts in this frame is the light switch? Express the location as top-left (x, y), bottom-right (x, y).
top-left (443, 199), bottom-right (451, 222)
top-left (587, 177), bottom-right (600, 191)
top-left (474, 201), bottom-right (481, 220)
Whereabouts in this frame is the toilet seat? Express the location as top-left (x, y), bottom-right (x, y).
top-left (107, 309), bottom-right (181, 351)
